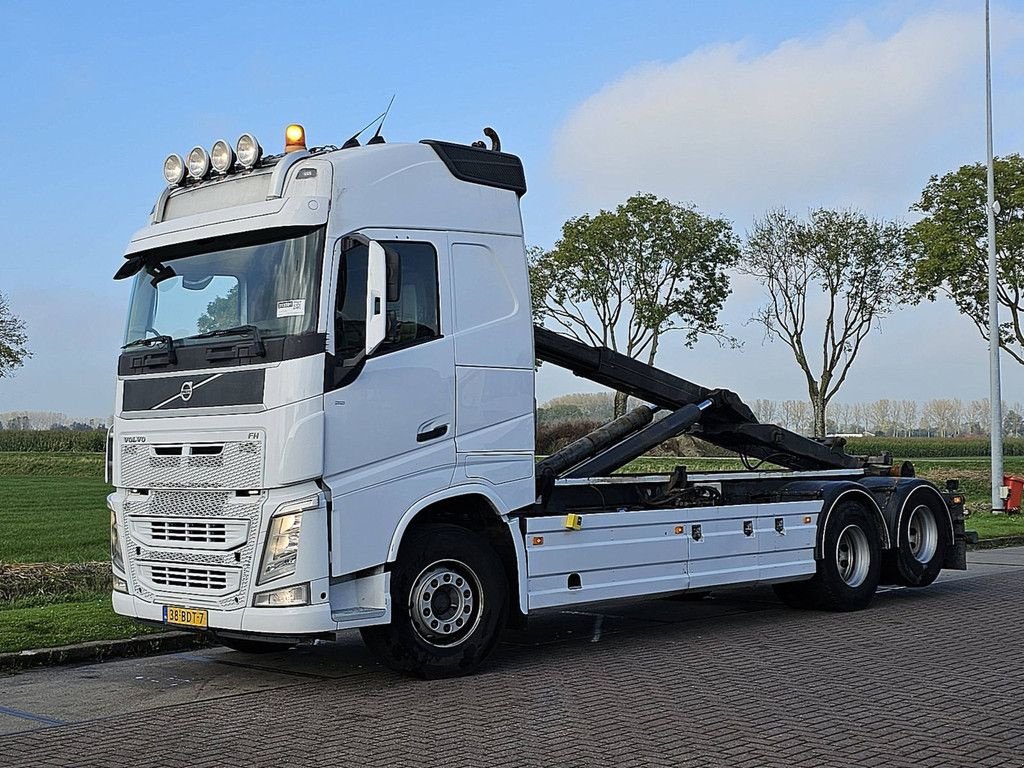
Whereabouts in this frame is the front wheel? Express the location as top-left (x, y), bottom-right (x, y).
top-left (774, 500), bottom-right (881, 611)
top-left (361, 524), bottom-right (508, 679)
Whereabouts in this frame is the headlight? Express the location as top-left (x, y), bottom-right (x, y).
top-left (110, 506), bottom-right (125, 572)
top-left (210, 139), bottom-right (235, 173)
top-left (163, 153), bottom-right (185, 185)
top-left (236, 133), bottom-right (262, 169)
top-left (187, 146), bottom-right (211, 179)
top-left (253, 583), bottom-right (310, 608)
top-left (113, 573), bottom-right (129, 594)
top-left (257, 496), bottom-right (319, 584)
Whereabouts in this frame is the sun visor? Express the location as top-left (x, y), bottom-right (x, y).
top-left (122, 195), bottom-right (330, 258)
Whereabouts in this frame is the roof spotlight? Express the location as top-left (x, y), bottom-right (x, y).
top-left (211, 140), bottom-right (235, 174)
top-left (163, 154), bottom-right (185, 185)
top-left (187, 146), bottom-right (211, 180)
top-left (236, 133), bottom-right (262, 169)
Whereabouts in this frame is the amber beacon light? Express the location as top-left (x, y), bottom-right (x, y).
top-left (285, 123), bottom-right (306, 153)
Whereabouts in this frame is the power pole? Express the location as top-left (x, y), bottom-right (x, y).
top-left (985, 0), bottom-right (1005, 512)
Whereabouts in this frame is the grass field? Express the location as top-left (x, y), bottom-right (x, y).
top-left (0, 591), bottom-right (161, 654)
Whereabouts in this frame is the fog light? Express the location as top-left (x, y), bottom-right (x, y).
top-left (210, 139), bottom-right (235, 173)
top-left (187, 146), bottom-right (211, 179)
top-left (163, 153), bottom-right (185, 185)
top-left (113, 573), bottom-right (129, 594)
top-left (253, 583), bottom-right (310, 608)
top-left (236, 133), bottom-right (262, 168)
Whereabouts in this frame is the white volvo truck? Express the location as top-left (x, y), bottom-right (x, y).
top-left (108, 125), bottom-right (967, 677)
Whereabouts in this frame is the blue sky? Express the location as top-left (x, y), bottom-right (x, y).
top-left (1, 0), bottom-right (1023, 418)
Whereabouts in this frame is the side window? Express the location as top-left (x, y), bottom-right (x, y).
top-left (333, 240), bottom-right (440, 360)
top-left (380, 242), bottom-right (441, 354)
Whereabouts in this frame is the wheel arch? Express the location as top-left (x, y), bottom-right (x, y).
top-left (813, 484), bottom-right (891, 558)
top-left (387, 485), bottom-right (528, 617)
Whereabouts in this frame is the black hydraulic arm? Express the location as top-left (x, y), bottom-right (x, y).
top-left (534, 325), bottom-right (871, 472)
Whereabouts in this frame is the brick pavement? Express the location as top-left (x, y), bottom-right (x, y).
top-left (1, 570), bottom-right (1022, 768)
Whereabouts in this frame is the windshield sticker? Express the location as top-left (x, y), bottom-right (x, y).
top-left (276, 299), bottom-right (306, 318)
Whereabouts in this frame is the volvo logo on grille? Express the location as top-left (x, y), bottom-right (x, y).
top-left (180, 381), bottom-right (194, 402)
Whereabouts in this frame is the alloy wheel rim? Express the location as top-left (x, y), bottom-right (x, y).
top-left (835, 524), bottom-right (871, 588)
top-left (409, 559), bottom-right (484, 648)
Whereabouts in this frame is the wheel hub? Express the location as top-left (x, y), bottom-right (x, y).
top-left (907, 504), bottom-right (939, 564)
top-left (835, 524), bottom-right (871, 588)
top-left (409, 560), bottom-right (483, 648)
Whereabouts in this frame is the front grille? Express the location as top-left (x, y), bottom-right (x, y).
top-left (120, 440), bottom-right (264, 490)
top-left (149, 564), bottom-right (229, 590)
top-left (138, 562), bottom-right (241, 595)
top-left (123, 490), bottom-right (261, 609)
top-left (149, 519), bottom-right (228, 544)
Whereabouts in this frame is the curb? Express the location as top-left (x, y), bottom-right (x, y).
top-left (969, 535), bottom-right (1024, 550)
top-left (0, 631), bottom-right (209, 673)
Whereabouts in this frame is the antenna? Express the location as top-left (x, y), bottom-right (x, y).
top-left (341, 108), bottom-right (387, 149)
top-left (368, 94), bottom-right (396, 145)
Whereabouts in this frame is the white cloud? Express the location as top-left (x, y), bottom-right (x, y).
top-left (552, 6), bottom-right (1024, 225)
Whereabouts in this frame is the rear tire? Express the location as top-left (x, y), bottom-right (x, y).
top-left (885, 498), bottom-right (947, 588)
top-left (774, 500), bottom-right (881, 611)
top-left (361, 523), bottom-right (508, 679)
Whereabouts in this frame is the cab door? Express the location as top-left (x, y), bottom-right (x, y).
top-left (323, 231), bottom-right (456, 577)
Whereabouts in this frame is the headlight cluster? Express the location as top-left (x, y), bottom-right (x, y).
top-left (257, 496), bottom-right (320, 584)
top-left (163, 133), bottom-right (263, 185)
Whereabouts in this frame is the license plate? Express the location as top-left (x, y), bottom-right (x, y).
top-left (163, 605), bottom-right (208, 628)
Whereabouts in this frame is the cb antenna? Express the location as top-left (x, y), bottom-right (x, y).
top-left (342, 107), bottom-right (388, 149)
top-left (368, 94), bottom-right (396, 145)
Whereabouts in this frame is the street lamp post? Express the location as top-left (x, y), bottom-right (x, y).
top-left (985, 0), bottom-right (1005, 513)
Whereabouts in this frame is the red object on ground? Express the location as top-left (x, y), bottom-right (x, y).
top-left (1005, 475), bottom-right (1024, 513)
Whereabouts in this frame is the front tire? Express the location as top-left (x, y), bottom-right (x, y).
top-left (361, 524), bottom-right (508, 679)
top-left (773, 500), bottom-right (881, 611)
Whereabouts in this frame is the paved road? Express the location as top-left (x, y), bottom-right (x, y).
top-left (2, 550), bottom-right (1023, 767)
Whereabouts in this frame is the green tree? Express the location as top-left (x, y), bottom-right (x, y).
top-left (197, 285), bottom-right (240, 334)
top-left (0, 291), bottom-right (30, 379)
top-left (530, 193), bottom-right (739, 417)
top-left (742, 209), bottom-right (910, 438)
top-left (909, 154), bottom-right (1024, 365)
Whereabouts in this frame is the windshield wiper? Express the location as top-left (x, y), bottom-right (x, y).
top-left (189, 325), bottom-right (267, 357)
top-left (121, 335), bottom-right (177, 364)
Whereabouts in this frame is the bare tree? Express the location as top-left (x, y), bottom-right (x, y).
top-left (742, 209), bottom-right (910, 437)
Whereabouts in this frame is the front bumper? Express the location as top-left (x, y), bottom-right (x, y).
top-left (110, 481), bottom-right (341, 636)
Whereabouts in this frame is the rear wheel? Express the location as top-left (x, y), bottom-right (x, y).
top-left (773, 500), bottom-right (881, 611)
top-left (361, 524), bottom-right (508, 679)
top-left (886, 499), bottom-right (947, 587)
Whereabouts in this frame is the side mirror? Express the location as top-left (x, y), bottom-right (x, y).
top-left (365, 240), bottom-right (387, 356)
top-left (385, 246), bottom-right (401, 303)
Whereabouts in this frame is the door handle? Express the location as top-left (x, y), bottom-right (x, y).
top-left (416, 424), bottom-right (448, 442)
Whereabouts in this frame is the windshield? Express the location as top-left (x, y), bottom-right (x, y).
top-left (123, 227), bottom-right (325, 346)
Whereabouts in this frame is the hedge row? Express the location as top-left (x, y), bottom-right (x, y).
top-left (3, 426), bottom-right (1021, 459)
top-left (843, 437), bottom-right (1024, 458)
top-left (0, 430), bottom-right (106, 453)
